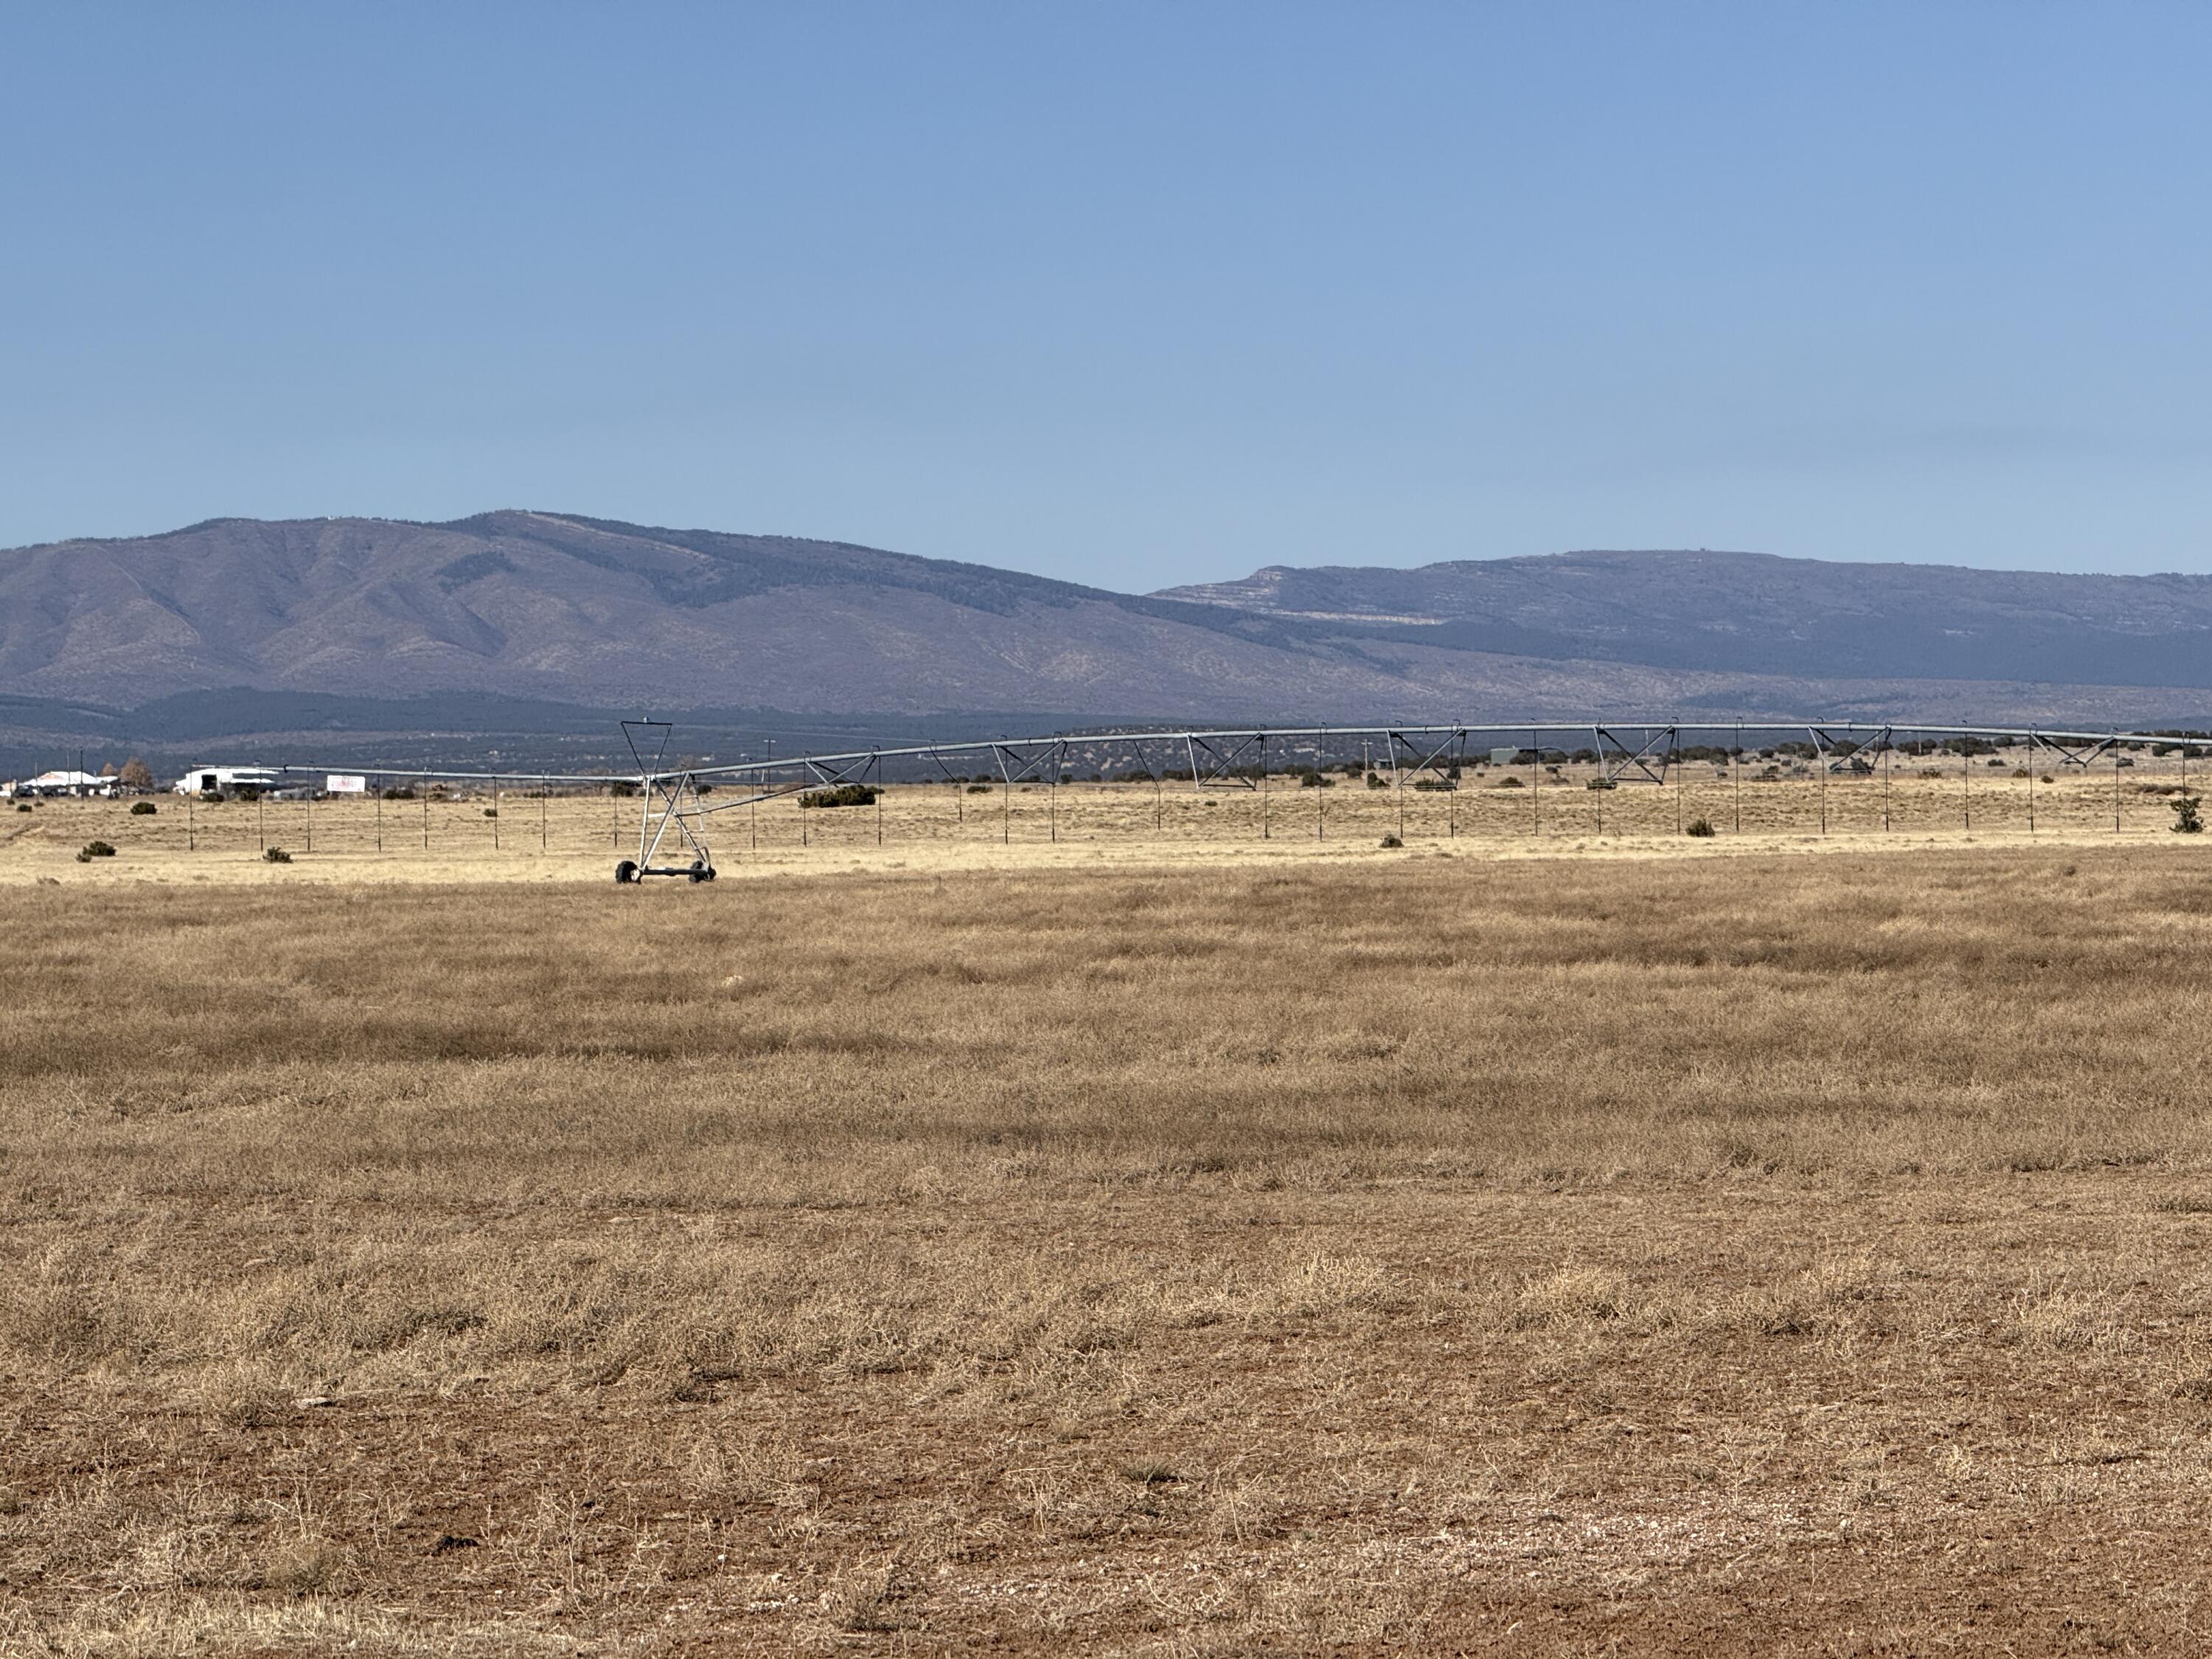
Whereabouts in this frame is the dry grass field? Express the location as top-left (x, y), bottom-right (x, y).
top-left (1, 753), bottom-right (2206, 888)
top-left (10, 828), bottom-right (2212, 1652)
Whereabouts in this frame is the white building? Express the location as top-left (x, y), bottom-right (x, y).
top-left (172, 765), bottom-right (285, 796)
top-left (11, 770), bottom-right (116, 799)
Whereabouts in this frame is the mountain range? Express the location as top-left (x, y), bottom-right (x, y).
top-left (5, 512), bottom-right (2212, 759)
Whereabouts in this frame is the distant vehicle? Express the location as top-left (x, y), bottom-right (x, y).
top-left (172, 765), bottom-right (284, 796)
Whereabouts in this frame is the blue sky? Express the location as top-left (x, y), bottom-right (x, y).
top-left (4, 3), bottom-right (2209, 588)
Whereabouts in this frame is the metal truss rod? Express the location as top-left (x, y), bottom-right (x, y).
top-left (1809, 724), bottom-right (1891, 776)
top-left (1388, 726), bottom-right (1468, 783)
top-left (1187, 731), bottom-right (1264, 790)
top-left (994, 739), bottom-right (1067, 787)
top-left (2032, 732), bottom-right (2116, 769)
top-left (262, 718), bottom-right (2207, 796)
top-left (1592, 724), bottom-right (1674, 787)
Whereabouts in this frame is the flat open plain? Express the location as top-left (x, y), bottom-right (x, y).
top-left (0, 755), bottom-right (2203, 884)
top-left (7, 778), bottom-right (2212, 1654)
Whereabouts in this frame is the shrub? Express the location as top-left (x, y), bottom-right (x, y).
top-left (232, 785), bottom-right (262, 802)
top-left (1495, 776), bottom-right (1525, 789)
top-left (13, 803), bottom-right (28, 814)
top-left (80, 841), bottom-right (116, 858)
top-left (2174, 795), bottom-right (2203, 835)
top-left (966, 783), bottom-right (992, 794)
top-left (380, 787), bottom-right (415, 801)
top-left (130, 801), bottom-right (156, 815)
top-left (609, 781), bottom-right (638, 798)
top-left (2041, 774), bottom-right (2056, 785)
top-left (201, 789), bottom-right (225, 803)
top-left (799, 783), bottom-right (879, 810)
top-left (263, 846), bottom-right (293, 863)
top-left (483, 807), bottom-right (498, 818)
top-left (1365, 773), bottom-right (1388, 790)
top-left (119, 757), bottom-right (155, 790)
top-left (1685, 817), bottom-right (1717, 838)
top-left (1379, 834), bottom-right (1403, 849)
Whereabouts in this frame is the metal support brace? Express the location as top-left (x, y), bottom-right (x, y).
top-left (1593, 725), bottom-right (1675, 787)
top-left (1388, 727), bottom-right (1467, 787)
top-left (2034, 733), bottom-right (2116, 768)
top-left (683, 747), bottom-right (876, 818)
top-left (799, 750), bottom-right (880, 790)
top-left (994, 740), bottom-right (1068, 788)
top-left (1809, 724), bottom-right (1891, 776)
top-left (1186, 731), bottom-right (1263, 789)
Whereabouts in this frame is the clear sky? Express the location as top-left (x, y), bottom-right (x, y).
top-left (5, 3), bottom-right (2209, 588)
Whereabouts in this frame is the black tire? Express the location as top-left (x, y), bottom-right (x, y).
top-left (614, 860), bottom-right (639, 884)
top-left (688, 860), bottom-right (713, 883)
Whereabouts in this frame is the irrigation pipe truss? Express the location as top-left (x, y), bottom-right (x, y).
top-left (258, 717), bottom-right (2212, 883)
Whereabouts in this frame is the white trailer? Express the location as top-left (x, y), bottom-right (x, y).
top-left (172, 765), bottom-right (284, 796)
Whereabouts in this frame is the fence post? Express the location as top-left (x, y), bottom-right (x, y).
top-left (1531, 728), bottom-right (1540, 837)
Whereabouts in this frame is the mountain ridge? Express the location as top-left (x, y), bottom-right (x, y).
top-left (1153, 549), bottom-right (2212, 689)
top-left (6, 512), bottom-right (2212, 728)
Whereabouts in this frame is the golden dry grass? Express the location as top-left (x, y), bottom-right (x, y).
top-left (1, 757), bottom-right (2205, 888)
top-left (8, 844), bottom-right (2212, 1652)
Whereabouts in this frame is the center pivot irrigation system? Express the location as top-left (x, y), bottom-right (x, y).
top-left (262, 716), bottom-right (2212, 885)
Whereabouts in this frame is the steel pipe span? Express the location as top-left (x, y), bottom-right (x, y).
top-left (245, 717), bottom-right (2212, 881)
top-left (265, 718), bottom-right (2212, 794)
